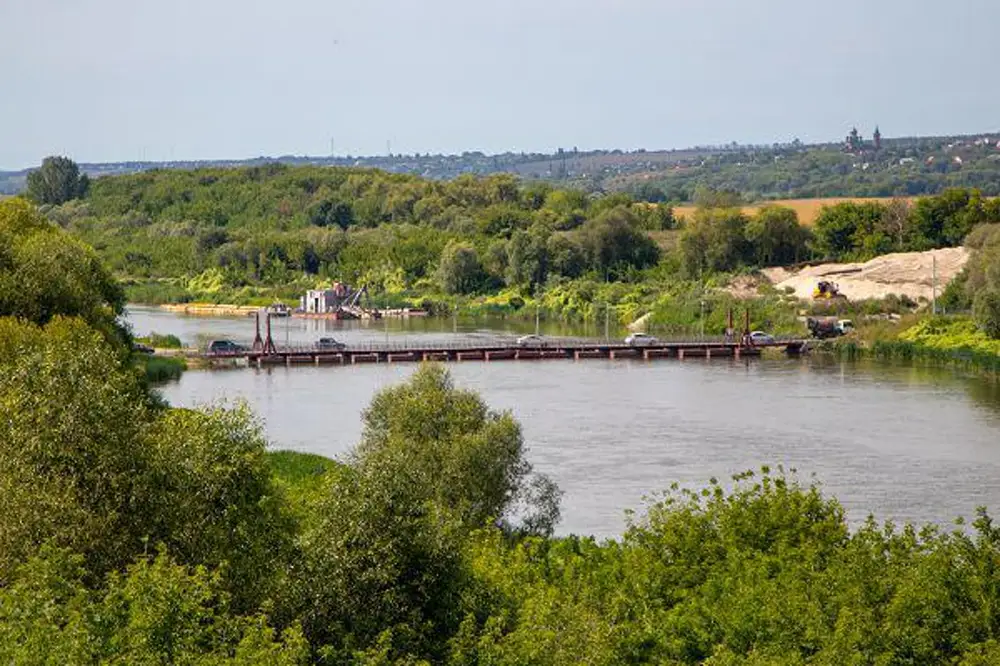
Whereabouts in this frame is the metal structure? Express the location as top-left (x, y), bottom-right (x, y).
top-left (205, 308), bottom-right (805, 369)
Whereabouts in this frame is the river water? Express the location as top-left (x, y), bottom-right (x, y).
top-left (128, 306), bottom-right (1000, 539)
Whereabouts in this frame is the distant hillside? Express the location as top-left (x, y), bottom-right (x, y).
top-left (4, 130), bottom-right (1000, 198)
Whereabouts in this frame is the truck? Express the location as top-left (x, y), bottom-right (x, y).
top-left (806, 317), bottom-right (854, 339)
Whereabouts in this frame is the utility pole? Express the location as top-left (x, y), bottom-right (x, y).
top-left (604, 304), bottom-right (610, 342)
top-left (535, 304), bottom-right (540, 336)
top-left (700, 300), bottom-right (705, 338)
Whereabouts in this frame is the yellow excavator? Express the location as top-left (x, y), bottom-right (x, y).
top-left (812, 280), bottom-right (847, 300)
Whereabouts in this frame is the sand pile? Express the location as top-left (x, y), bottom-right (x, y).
top-left (761, 247), bottom-right (969, 302)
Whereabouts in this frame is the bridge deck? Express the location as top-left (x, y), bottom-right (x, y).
top-left (201, 336), bottom-right (809, 367)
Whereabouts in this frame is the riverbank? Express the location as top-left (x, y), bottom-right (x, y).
top-left (831, 316), bottom-right (1000, 374)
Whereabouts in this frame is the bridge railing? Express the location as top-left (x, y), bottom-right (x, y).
top-left (202, 334), bottom-right (807, 357)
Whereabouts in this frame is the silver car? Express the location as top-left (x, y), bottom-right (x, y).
top-left (516, 334), bottom-right (547, 347)
top-left (624, 333), bottom-right (659, 347)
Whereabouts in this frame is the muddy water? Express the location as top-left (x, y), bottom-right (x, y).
top-left (129, 306), bottom-right (1000, 539)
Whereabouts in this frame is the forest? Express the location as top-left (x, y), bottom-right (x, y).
top-left (9, 195), bottom-right (1000, 664)
top-left (24, 156), bottom-right (1000, 338)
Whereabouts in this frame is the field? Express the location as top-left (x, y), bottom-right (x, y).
top-left (673, 197), bottom-right (913, 226)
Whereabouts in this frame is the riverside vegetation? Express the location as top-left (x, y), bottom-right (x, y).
top-left (9, 195), bottom-right (1000, 664)
top-left (22, 157), bottom-right (1000, 342)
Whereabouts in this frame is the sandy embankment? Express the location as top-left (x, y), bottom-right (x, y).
top-left (161, 303), bottom-right (259, 317)
top-left (760, 247), bottom-right (969, 303)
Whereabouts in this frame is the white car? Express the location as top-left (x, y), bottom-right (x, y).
top-left (516, 334), bottom-right (547, 347)
top-left (749, 331), bottom-right (775, 345)
top-left (624, 333), bottom-right (659, 347)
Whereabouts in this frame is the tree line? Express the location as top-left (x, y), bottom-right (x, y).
top-left (25, 157), bottom-right (1000, 339)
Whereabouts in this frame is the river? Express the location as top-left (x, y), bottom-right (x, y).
top-left (128, 306), bottom-right (1000, 539)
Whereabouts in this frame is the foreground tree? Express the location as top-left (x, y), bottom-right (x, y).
top-left (283, 365), bottom-right (561, 660)
top-left (0, 198), bottom-right (125, 342)
top-left (0, 547), bottom-right (307, 664)
top-left (25, 155), bottom-right (90, 205)
top-left (0, 316), bottom-right (295, 611)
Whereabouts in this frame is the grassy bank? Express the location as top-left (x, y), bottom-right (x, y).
top-left (139, 354), bottom-right (187, 383)
top-left (832, 316), bottom-right (1000, 374)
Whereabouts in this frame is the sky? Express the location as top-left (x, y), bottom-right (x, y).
top-left (2, 0), bottom-right (999, 169)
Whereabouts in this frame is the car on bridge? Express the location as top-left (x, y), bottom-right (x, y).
top-left (315, 337), bottom-right (346, 351)
top-left (516, 334), bottom-right (547, 347)
top-left (624, 333), bottom-right (660, 347)
top-left (749, 331), bottom-right (776, 345)
top-left (207, 339), bottom-right (246, 354)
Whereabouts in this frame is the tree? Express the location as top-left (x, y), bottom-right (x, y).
top-left (505, 228), bottom-right (550, 289)
top-left (547, 233), bottom-right (587, 279)
top-left (0, 547), bottom-right (307, 664)
top-left (811, 201), bottom-right (887, 260)
top-left (26, 156), bottom-right (90, 205)
top-left (679, 208), bottom-right (751, 276)
top-left (0, 317), bottom-right (152, 581)
top-left (744, 206), bottom-right (810, 267)
top-left (973, 290), bottom-right (1000, 339)
top-left (355, 364), bottom-right (556, 532)
top-left (578, 207), bottom-right (661, 280)
top-left (0, 198), bottom-right (125, 342)
top-left (308, 198), bottom-right (354, 230)
top-left (435, 241), bottom-right (486, 295)
top-left (285, 365), bottom-right (560, 657)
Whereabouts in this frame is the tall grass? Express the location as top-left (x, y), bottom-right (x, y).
top-left (137, 332), bottom-right (183, 349)
top-left (141, 355), bottom-right (187, 383)
top-left (831, 316), bottom-right (1000, 374)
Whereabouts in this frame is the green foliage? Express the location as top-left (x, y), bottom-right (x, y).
top-left (578, 206), bottom-right (661, 280)
top-left (435, 241), bottom-right (487, 295)
top-left (141, 354), bottom-right (187, 383)
top-left (744, 205), bottom-right (812, 266)
top-left (25, 156), bottom-right (89, 205)
top-left (810, 191), bottom-right (1000, 262)
top-left (811, 201), bottom-right (890, 259)
top-left (0, 317), bottom-right (154, 580)
top-left (972, 290), bottom-right (1000, 339)
top-left (679, 208), bottom-right (751, 276)
top-left (0, 198), bottom-right (125, 341)
top-left (356, 364), bottom-right (559, 536)
top-left (0, 546), bottom-right (307, 664)
top-left (137, 331), bottom-right (184, 348)
top-left (0, 317), bottom-right (295, 612)
top-left (838, 316), bottom-right (1000, 373)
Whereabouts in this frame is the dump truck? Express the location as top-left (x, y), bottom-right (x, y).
top-left (806, 317), bottom-right (854, 339)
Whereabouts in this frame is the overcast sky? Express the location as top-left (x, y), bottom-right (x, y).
top-left (2, 0), bottom-right (998, 169)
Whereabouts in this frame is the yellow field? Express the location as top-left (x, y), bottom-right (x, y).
top-left (672, 197), bottom-right (913, 226)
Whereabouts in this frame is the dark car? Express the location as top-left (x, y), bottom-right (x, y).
top-left (207, 339), bottom-right (245, 354)
top-left (132, 342), bottom-right (154, 355)
top-left (315, 337), bottom-right (346, 351)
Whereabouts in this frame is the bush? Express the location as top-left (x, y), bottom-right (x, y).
top-left (973, 290), bottom-right (1000, 339)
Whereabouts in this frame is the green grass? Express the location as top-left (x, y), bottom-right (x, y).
top-left (141, 355), bottom-right (187, 383)
top-left (832, 316), bottom-right (1000, 373)
top-left (268, 450), bottom-right (339, 493)
top-left (137, 332), bottom-right (184, 349)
